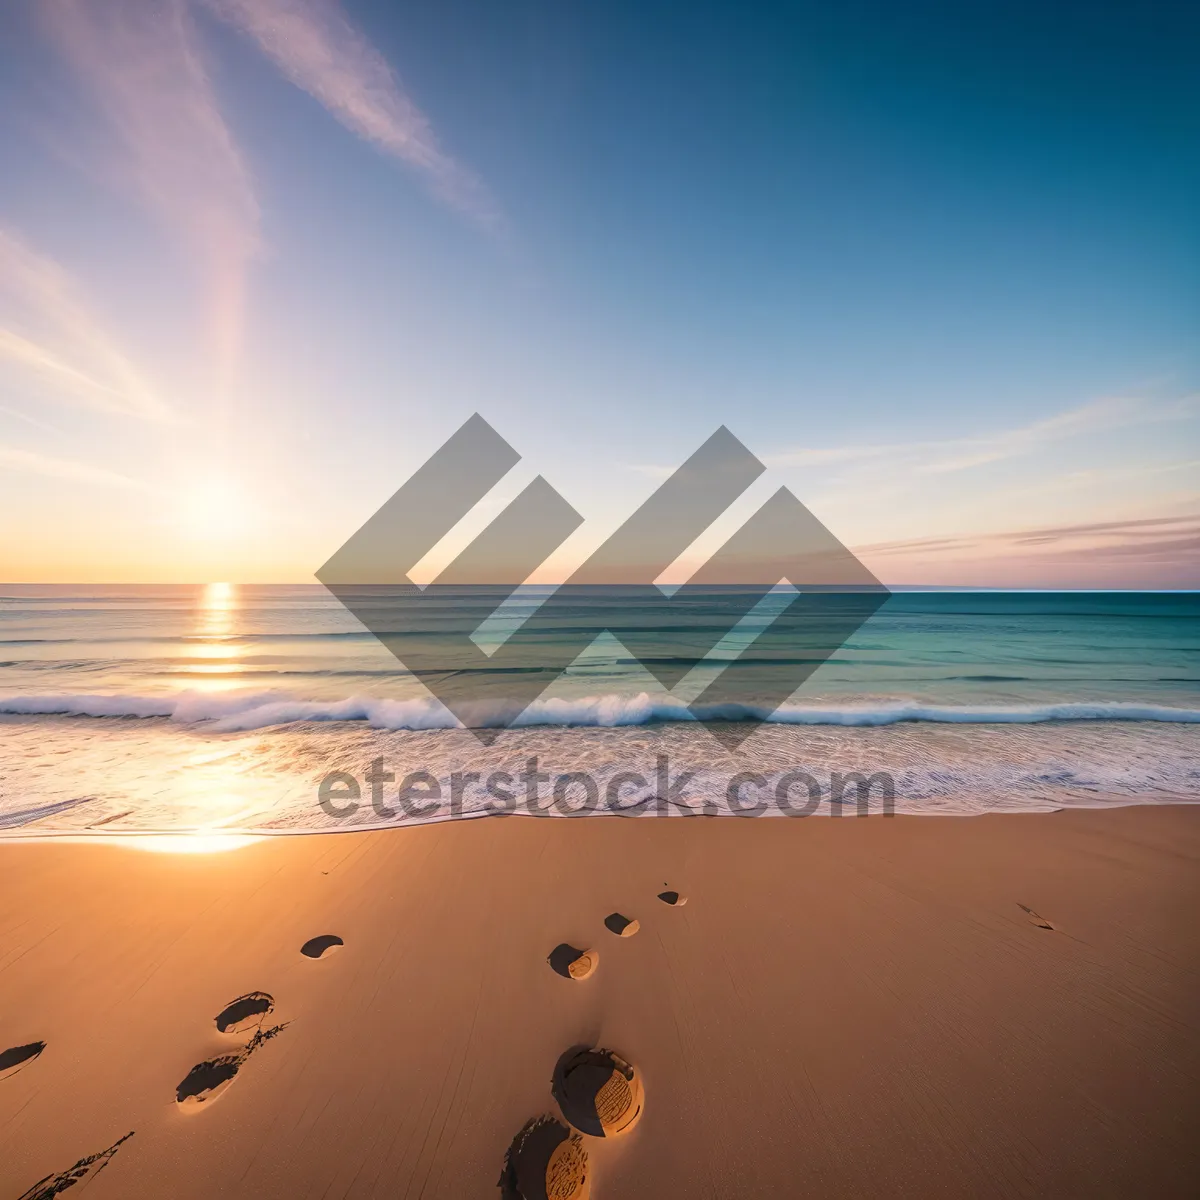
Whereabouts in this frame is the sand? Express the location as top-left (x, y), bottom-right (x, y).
top-left (2, 805), bottom-right (1199, 1198)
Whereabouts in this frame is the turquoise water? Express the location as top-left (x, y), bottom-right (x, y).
top-left (0, 585), bottom-right (1196, 831)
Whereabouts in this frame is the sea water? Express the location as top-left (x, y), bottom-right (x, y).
top-left (0, 585), bottom-right (1196, 834)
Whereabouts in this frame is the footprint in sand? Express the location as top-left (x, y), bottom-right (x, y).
top-left (0, 1041), bottom-right (46, 1082)
top-left (15, 1131), bottom-right (134, 1200)
top-left (548, 945), bottom-right (599, 981)
top-left (178, 933), bottom-right (343, 1107)
top-left (498, 1115), bottom-right (590, 1200)
top-left (176, 1022), bottom-right (289, 1107)
top-left (552, 1046), bottom-right (644, 1138)
top-left (300, 933), bottom-right (344, 959)
top-left (603, 913), bottom-right (639, 938)
top-left (215, 992), bottom-right (275, 1035)
top-left (657, 889), bottom-right (687, 907)
top-left (1017, 903), bottom-right (1056, 930)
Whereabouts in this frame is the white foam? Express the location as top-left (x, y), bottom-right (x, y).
top-left (2, 690), bottom-right (1199, 731)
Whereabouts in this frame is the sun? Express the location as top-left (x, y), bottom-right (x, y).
top-left (179, 477), bottom-right (253, 540)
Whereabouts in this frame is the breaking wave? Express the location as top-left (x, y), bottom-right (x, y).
top-left (2, 690), bottom-right (1199, 733)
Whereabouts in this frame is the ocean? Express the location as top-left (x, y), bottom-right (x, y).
top-left (1, 584), bottom-right (1197, 835)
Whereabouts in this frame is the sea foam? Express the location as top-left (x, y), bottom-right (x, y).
top-left (1, 690), bottom-right (1199, 733)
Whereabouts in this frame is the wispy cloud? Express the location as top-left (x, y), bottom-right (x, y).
top-left (40, 0), bottom-right (261, 398)
top-left (203, 0), bottom-right (499, 227)
top-left (625, 397), bottom-right (1179, 485)
top-left (0, 404), bottom-right (64, 436)
top-left (764, 396), bottom-right (1170, 476)
top-left (858, 513), bottom-right (1200, 591)
top-left (37, 0), bottom-right (495, 404)
top-left (0, 229), bottom-right (170, 420)
top-left (0, 443), bottom-right (153, 490)
top-left (862, 513), bottom-right (1200, 557)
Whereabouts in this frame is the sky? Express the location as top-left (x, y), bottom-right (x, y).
top-left (0, 0), bottom-right (1197, 587)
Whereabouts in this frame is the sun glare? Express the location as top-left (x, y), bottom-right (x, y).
top-left (180, 478), bottom-right (252, 540)
top-left (206, 580), bottom-right (234, 605)
top-left (119, 834), bottom-right (264, 854)
top-left (180, 581), bottom-right (244, 685)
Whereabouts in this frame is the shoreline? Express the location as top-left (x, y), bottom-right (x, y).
top-left (3, 791), bottom-right (1199, 844)
top-left (5, 710), bottom-right (1197, 831)
top-left (3, 804), bottom-right (1199, 1197)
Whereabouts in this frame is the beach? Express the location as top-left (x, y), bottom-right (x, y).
top-left (3, 804), bottom-right (1199, 1198)
top-left (3, 587), bottom-right (1199, 837)
top-left (4, 1), bottom-right (1198, 1195)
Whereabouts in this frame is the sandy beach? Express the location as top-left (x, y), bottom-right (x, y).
top-left (1, 805), bottom-right (1197, 1198)
top-left (4, 0), bottom-right (1197, 1193)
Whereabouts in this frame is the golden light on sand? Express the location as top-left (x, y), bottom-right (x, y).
top-left (6, 833), bottom-right (266, 853)
top-left (121, 833), bottom-right (264, 854)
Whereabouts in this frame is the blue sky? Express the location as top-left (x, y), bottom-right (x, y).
top-left (0, 0), bottom-right (1197, 585)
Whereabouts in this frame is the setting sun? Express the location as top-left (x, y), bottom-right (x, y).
top-left (0, 3), bottom-right (1197, 1197)
top-left (179, 478), bottom-right (255, 541)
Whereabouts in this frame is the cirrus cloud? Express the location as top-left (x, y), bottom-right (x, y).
top-left (202, 0), bottom-right (500, 229)
top-left (0, 228), bottom-right (170, 421)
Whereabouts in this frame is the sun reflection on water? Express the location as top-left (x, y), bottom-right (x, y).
top-left (182, 581), bottom-right (244, 684)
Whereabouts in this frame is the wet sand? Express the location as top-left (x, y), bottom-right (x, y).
top-left (2, 805), bottom-right (1199, 1198)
